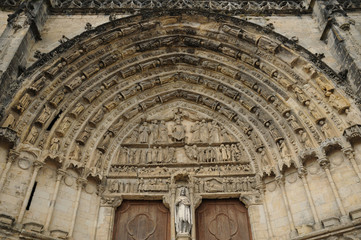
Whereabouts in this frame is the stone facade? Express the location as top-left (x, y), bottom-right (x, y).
top-left (0, 1), bottom-right (361, 239)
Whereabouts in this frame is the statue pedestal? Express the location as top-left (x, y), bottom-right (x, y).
top-left (176, 233), bottom-right (191, 240)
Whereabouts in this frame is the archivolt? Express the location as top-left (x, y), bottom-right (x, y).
top-left (1, 10), bottom-right (360, 179)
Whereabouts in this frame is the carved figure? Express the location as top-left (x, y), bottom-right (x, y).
top-left (315, 76), bottom-right (334, 96)
top-left (328, 93), bottom-right (350, 113)
top-left (308, 102), bottom-right (325, 123)
top-left (89, 107), bottom-right (105, 127)
top-left (2, 114), bottom-right (16, 129)
top-left (220, 126), bottom-right (231, 142)
top-left (298, 129), bottom-right (313, 148)
top-left (25, 126), bottom-right (38, 144)
top-left (287, 115), bottom-right (303, 132)
top-left (29, 76), bottom-right (46, 93)
top-left (76, 126), bottom-right (92, 145)
top-left (185, 145), bottom-right (198, 161)
top-left (138, 122), bottom-right (150, 143)
top-left (175, 187), bottom-right (192, 235)
top-left (14, 93), bottom-right (31, 113)
top-left (36, 105), bottom-right (52, 126)
top-left (199, 120), bottom-right (209, 142)
top-left (157, 120), bottom-right (169, 143)
top-left (209, 121), bottom-right (221, 143)
top-left (56, 117), bottom-right (71, 137)
top-left (69, 103), bottom-right (85, 118)
top-left (293, 86), bottom-right (310, 106)
top-left (70, 143), bottom-right (81, 161)
top-left (190, 121), bottom-right (200, 143)
top-left (97, 131), bottom-right (114, 152)
top-left (83, 86), bottom-right (104, 103)
top-left (49, 137), bottom-right (60, 155)
top-left (172, 119), bottom-right (186, 142)
top-left (149, 120), bottom-right (159, 144)
top-left (65, 76), bottom-right (84, 92)
top-left (319, 120), bottom-right (333, 139)
top-left (49, 89), bottom-right (66, 107)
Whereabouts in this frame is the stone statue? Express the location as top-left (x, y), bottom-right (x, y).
top-left (199, 120), bottom-right (209, 142)
top-left (49, 137), bottom-right (60, 155)
top-left (157, 120), bottom-right (169, 143)
top-left (190, 121), bottom-right (200, 142)
top-left (175, 187), bottom-right (192, 235)
top-left (172, 119), bottom-right (186, 142)
top-left (149, 120), bottom-right (159, 144)
top-left (209, 121), bottom-right (221, 143)
top-left (138, 122), bottom-right (150, 143)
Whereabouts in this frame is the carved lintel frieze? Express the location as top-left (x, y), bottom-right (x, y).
top-left (0, 127), bottom-right (18, 146)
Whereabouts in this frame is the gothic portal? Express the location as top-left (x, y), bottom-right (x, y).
top-left (1, 1), bottom-right (361, 240)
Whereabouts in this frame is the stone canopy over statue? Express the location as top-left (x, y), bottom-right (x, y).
top-left (175, 187), bottom-right (192, 237)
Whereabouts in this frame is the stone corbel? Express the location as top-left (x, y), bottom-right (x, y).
top-left (0, 127), bottom-right (18, 147)
top-left (100, 196), bottom-right (123, 208)
top-left (239, 192), bottom-right (262, 208)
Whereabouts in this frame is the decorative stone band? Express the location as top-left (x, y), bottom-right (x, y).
top-left (0, 127), bottom-right (18, 147)
top-left (1, 0), bottom-right (310, 14)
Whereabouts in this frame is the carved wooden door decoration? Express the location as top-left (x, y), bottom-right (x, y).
top-left (113, 201), bottom-right (170, 240)
top-left (196, 199), bottom-right (252, 240)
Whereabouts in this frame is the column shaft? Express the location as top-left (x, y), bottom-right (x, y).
top-left (68, 179), bottom-right (85, 238)
top-left (44, 171), bottom-right (64, 231)
top-left (18, 162), bottom-right (42, 223)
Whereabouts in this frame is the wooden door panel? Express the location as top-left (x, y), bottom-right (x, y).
top-left (196, 199), bottom-right (252, 240)
top-left (113, 200), bottom-right (170, 240)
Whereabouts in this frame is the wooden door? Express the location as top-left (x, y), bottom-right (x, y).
top-left (196, 199), bottom-right (252, 240)
top-left (113, 200), bottom-right (170, 240)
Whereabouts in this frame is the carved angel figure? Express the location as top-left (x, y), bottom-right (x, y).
top-left (175, 187), bottom-right (192, 235)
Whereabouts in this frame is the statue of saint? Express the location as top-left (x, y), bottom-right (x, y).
top-left (175, 187), bottom-right (192, 235)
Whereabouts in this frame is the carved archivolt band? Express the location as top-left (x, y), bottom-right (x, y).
top-left (1, 11), bottom-right (360, 180)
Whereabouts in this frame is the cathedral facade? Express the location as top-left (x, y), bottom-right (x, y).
top-left (0, 0), bottom-right (361, 239)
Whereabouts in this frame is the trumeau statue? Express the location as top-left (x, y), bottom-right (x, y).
top-left (175, 187), bottom-right (192, 235)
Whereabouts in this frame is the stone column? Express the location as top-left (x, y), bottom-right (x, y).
top-left (260, 187), bottom-right (274, 238)
top-left (190, 191), bottom-right (202, 240)
top-left (68, 178), bottom-right (87, 239)
top-left (170, 185), bottom-right (176, 240)
top-left (95, 197), bottom-right (122, 240)
top-left (92, 186), bottom-right (104, 240)
top-left (43, 169), bottom-right (65, 232)
top-left (276, 176), bottom-right (297, 237)
top-left (342, 148), bottom-right (361, 182)
top-left (17, 161), bottom-right (44, 223)
top-left (0, 149), bottom-right (18, 193)
top-left (319, 159), bottom-right (350, 223)
top-left (298, 168), bottom-right (322, 230)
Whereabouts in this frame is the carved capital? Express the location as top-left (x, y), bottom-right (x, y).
top-left (342, 148), bottom-right (355, 161)
top-left (343, 124), bottom-right (361, 142)
top-left (76, 178), bottom-right (87, 189)
top-left (318, 158), bottom-right (330, 170)
top-left (56, 169), bottom-right (66, 181)
top-left (275, 175), bottom-right (285, 186)
top-left (240, 192), bottom-right (262, 208)
top-left (298, 167), bottom-right (308, 178)
top-left (193, 194), bottom-right (202, 209)
top-left (7, 149), bottom-right (20, 164)
top-left (33, 160), bottom-right (44, 170)
top-left (0, 127), bottom-right (18, 146)
top-left (162, 194), bottom-right (171, 208)
top-left (100, 196), bottom-right (123, 208)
